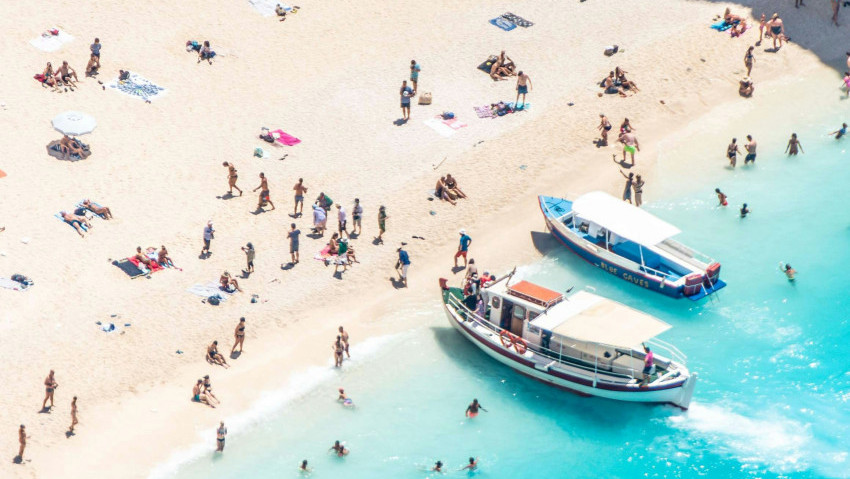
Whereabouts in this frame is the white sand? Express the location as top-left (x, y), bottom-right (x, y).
top-left (1, 0), bottom-right (847, 476)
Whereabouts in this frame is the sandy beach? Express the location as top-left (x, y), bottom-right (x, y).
top-left (2, 0), bottom-right (849, 476)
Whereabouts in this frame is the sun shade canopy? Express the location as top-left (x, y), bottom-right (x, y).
top-left (530, 291), bottom-right (671, 348)
top-left (572, 191), bottom-right (680, 245)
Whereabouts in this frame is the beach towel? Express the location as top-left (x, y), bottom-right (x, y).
top-left (248, 0), bottom-right (291, 17)
top-left (424, 118), bottom-right (457, 137)
top-left (0, 277), bottom-right (29, 291)
top-left (29, 28), bottom-right (74, 52)
top-left (501, 12), bottom-right (533, 28)
top-left (55, 212), bottom-right (89, 232)
top-left (314, 245), bottom-right (338, 261)
top-left (76, 200), bottom-right (105, 219)
top-left (129, 256), bottom-right (164, 273)
top-left (270, 129), bottom-right (301, 146)
top-left (477, 55), bottom-right (499, 73)
top-left (489, 17), bottom-right (517, 31)
top-left (46, 140), bottom-right (90, 161)
top-left (442, 118), bottom-right (468, 130)
top-left (187, 281), bottom-right (234, 301)
top-left (112, 259), bottom-right (145, 279)
top-left (474, 106), bottom-right (496, 119)
top-left (731, 24), bottom-right (751, 37)
top-left (107, 72), bottom-right (166, 102)
top-left (711, 21), bottom-right (734, 31)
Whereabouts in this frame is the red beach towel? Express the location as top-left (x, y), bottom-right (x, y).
top-left (128, 257), bottom-right (164, 272)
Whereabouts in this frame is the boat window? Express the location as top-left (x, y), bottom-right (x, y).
top-left (528, 311), bottom-right (539, 321)
top-left (512, 305), bottom-right (526, 320)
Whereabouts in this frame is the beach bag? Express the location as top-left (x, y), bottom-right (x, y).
top-left (208, 295), bottom-right (221, 306)
top-left (419, 92), bottom-right (432, 105)
top-left (254, 147), bottom-right (264, 158)
top-left (442, 112), bottom-right (454, 120)
top-left (11, 274), bottom-right (32, 286)
top-left (604, 45), bottom-right (619, 56)
top-left (259, 133), bottom-right (274, 143)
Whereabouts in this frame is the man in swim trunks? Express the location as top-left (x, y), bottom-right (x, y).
top-left (56, 61), bottom-right (78, 86)
top-left (232, 317), bottom-right (246, 353)
top-left (42, 370), bottom-right (58, 410)
top-left (216, 421), bottom-right (227, 452)
top-left (455, 229), bottom-right (472, 268)
top-left (744, 135), bottom-right (757, 164)
top-left (830, 123), bottom-right (848, 139)
top-left (288, 223), bottom-right (301, 264)
top-left (135, 246), bottom-right (152, 266)
top-left (515, 71), bottom-right (532, 107)
top-left (82, 199), bottom-right (112, 219)
top-left (60, 211), bottom-right (90, 237)
top-left (465, 398), bottom-right (487, 417)
top-left (397, 243), bottom-right (410, 287)
top-left (352, 198), bottom-right (363, 235)
top-left (726, 138), bottom-right (740, 167)
top-left (715, 188), bottom-right (728, 206)
top-left (338, 326), bottom-right (350, 359)
top-left (620, 131), bottom-right (640, 165)
top-left (400, 80), bottom-right (413, 121)
top-left (192, 379), bottom-right (215, 408)
top-left (222, 162), bottom-right (242, 196)
top-left (293, 178), bottom-right (308, 217)
top-left (332, 335), bottom-right (344, 367)
top-left (207, 340), bottom-right (229, 368)
top-left (253, 172), bottom-right (274, 211)
top-left (89, 38), bottom-right (101, 72)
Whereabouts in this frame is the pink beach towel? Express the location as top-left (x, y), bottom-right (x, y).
top-left (314, 245), bottom-right (337, 261)
top-left (442, 118), bottom-right (468, 130)
top-left (271, 129), bottom-right (301, 146)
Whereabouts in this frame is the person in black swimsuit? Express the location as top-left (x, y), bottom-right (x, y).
top-left (598, 114), bottom-right (612, 145)
top-left (232, 317), bottom-right (246, 353)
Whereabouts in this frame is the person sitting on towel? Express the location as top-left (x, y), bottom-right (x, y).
top-left (82, 199), bottom-right (112, 219)
top-left (60, 135), bottom-right (85, 160)
top-left (220, 271), bottom-right (241, 292)
top-left (615, 67), bottom-right (639, 92)
top-left (158, 245), bottom-right (174, 267)
top-left (723, 7), bottom-right (742, 26)
top-left (328, 233), bottom-right (340, 255)
top-left (60, 211), bottom-right (90, 237)
top-left (135, 246), bottom-right (152, 267)
top-left (42, 62), bottom-right (58, 89)
top-left (444, 174), bottom-right (467, 200)
top-left (275, 3), bottom-right (287, 21)
top-left (499, 51), bottom-right (516, 75)
top-left (56, 61), bottom-right (78, 86)
top-left (739, 76), bottom-right (754, 97)
top-left (603, 72), bottom-right (627, 97)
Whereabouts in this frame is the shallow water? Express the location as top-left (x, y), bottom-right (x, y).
top-left (166, 78), bottom-right (850, 479)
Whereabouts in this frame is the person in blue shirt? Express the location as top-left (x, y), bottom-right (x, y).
top-left (397, 244), bottom-right (411, 287)
top-left (400, 80), bottom-right (413, 121)
top-left (829, 123), bottom-right (848, 140)
top-left (409, 60), bottom-right (421, 93)
top-left (455, 229), bottom-right (472, 268)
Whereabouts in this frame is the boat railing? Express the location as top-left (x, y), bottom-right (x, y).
top-left (646, 337), bottom-right (687, 366)
top-left (659, 239), bottom-right (714, 268)
top-left (446, 293), bottom-right (677, 382)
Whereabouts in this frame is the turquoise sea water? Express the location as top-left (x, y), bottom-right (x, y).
top-left (166, 99), bottom-right (850, 478)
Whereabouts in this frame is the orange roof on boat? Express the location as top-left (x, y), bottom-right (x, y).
top-left (507, 280), bottom-right (563, 307)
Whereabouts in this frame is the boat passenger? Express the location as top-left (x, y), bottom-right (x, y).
top-left (640, 345), bottom-right (654, 387)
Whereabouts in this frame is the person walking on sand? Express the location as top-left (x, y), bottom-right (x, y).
top-left (757, 13), bottom-right (766, 45)
top-left (619, 171), bottom-right (634, 204)
top-left (598, 114), bottom-right (612, 146)
top-left (634, 174), bottom-right (645, 207)
top-left (377, 206), bottom-right (388, 244)
top-left (744, 135), bottom-right (757, 165)
top-left (400, 80), bottom-right (413, 121)
top-left (397, 243), bottom-right (410, 287)
top-left (515, 71), bottom-right (532, 107)
top-left (241, 243), bottom-right (255, 273)
top-left (336, 204), bottom-right (348, 236)
top-left (43, 370), bottom-right (58, 410)
top-left (744, 46), bottom-right (755, 76)
top-left (768, 13), bottom-right (786, 50)
top-left (333, 335), bottom-right (345, 367)
top-left (17, 425), bottom-right (26, 460)
top-left (201, 220), bottom-right (214, 257)
top-left (785, 133), bottom-right (804, 155)
top-left (223, 162), bottom-right (242, 196)
top-left (620, 131), bottom-right (639, 165)
top-left (715, 188), bottom-right (728, 206)
top-left (253, 172), bottom-right (275, 211)
top-left (352, 198), bottom-right (363, 236)
top-left (293, 178), bottom-right (307, 217)
top-left (216, 421), bottom-right (227, 452)
top-left (69, 396), bottom-right (78, 433)
top-left (339, 326), bottom-right (350, 359)
top-left (232, 317), bottom-right (246, 353)
top-left (410, 60), bottom-right (421, 93)
top-left (288, 223), bottom-right (301, 264)
top-left (455, 229), bottom-right (472, 269)
top-left (727, 138), bottom-right (740, 167)
top-left (829, 123), bottom-right (848, 140)
top-left (465, 399), bottom-right (487, 418)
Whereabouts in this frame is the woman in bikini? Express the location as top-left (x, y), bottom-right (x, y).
top-left (82, 199), bottom-right (112, 219)
top-left (744, 46), bottom-right (755, 76)
top-left (42, 62), bottom-right (58, 89)
top-left (785, 133), bottom-right (804, 155)
top-left (328, 233), bottom-right (340, 255)
top-left (332, 336), bottom-right (344, 367)
top-left (69, 396), bottom-right (79, 433)
top-left (232, 317), bottom-right (246, 353)
top-left (598, 114), bottom-right (612, 145)
top-left (220, 271), bottom-right (241, 292)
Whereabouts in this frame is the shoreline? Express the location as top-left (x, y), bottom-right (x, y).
top-left (4, 1), bottom-right (850, 477)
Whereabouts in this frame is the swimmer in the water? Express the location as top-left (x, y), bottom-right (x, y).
top-left (715, 188), bottom-right (728, 206)
top-left (338, 388), bottom-right (354, 406)
top-left (299, 459), bottom-right (312, 472)
top-left (460, 457), bottom-right (478, 471)
top-left (740, 203), bottom-right (750, 218)
top-left (432, 460), bottom-right (444, 472)
top-left (783, 263), bottom-right (796, 281)
top-left (330, 440), bottom-right (349, 456)
top-left (829, 123), bottom-right (847, 140)
top-left (465, 398), bottom-right (487, 417)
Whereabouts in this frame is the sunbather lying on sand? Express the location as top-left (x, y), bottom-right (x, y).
top-left (82, 199), bottom-right (112, 219)
top-left (60, 211), bottom-right (90, 237)
top-left (220, 271), bottom-right (241, 292)
top-left (60, 135), bottom-right (85, 160)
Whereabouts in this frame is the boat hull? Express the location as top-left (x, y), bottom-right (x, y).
top-left (442, 295), bottom-right (695, 409)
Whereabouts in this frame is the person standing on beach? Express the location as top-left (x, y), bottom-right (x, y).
top-left (785, 133), bottom-right (804, 155)
top-left (232, 317), bottom-right (246, 353)
top-left (620, 131), bottom-right (639, 165)
top-left (288, 223), bottom-right (301, 264)
top-left (727, 138), bottom-right (740, 167)
top-left (634, 174), bottom-right (645, 207)
top-left (352, 198), bottom-right (363, 236)
top-left (744, 46), bottom-right (755, 76)
top-left (410, 60), bottom-right (421, 93)
top-left (515, 71), bottom-right (532, 107)
top-left (201, 221), bottom-right (214, 257)
top-left (377, 206), bottom-right (388, 244)
top-left (455, 229), bottom-right (472, 269)
top-left (241, 243), bottom-right (255, 273)
top-left (293, 178), bottom-right (307, 217)
top-left (17, 425), bottom-right (26, 461)
top-left (69, 396), bottom-right (78, 434)
top-left (598, 114), bottom-right (612, 146)
top-left (336, 204), bottom-right (348, 236)
top-left (829, 123), bottom-right (847, 140)
top-left (715, 188), bottom-right (728, 206)
top-left (400, 80), bottom-right (413, 121)
top-left (339, 326), bottom-right (350, 359)
top-left (619, 171), bottom-right (634, 204)
top-left (397, 244), bottom-right (410, 287)
top-left (223, 162), bottom-right (242, 196)
top-left (312, 204), bottom-right (327, 236)
top-left (757, 13), bottom-right (766, 45)
top-left (216, 421), bottom-right (227, 452)
top-left (253, 172), bottom-right (274, 211)
top-left (744, 135), bottom-right (757, 165)
top-left (333, 336), bottom-right (345, 367)
top-left (43, 370), bottom-right (58, 410)
top-left (767, 13), bottom-right (786, 50)
top-left (89, 38), bottom-right (101, 70)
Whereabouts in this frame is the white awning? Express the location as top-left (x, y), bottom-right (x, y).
top-left (572, 191), bottom-right (680, 245)
top-left (530, 291), bottom-right (671, 348)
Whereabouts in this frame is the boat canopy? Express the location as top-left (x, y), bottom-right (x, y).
top-left (572, 191), bottom-right (681, 246)
top-left (529, 291), bottom-right (671, 348)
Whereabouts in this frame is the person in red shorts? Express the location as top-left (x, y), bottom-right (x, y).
top-left (454, 229), bottom-right (472, 268)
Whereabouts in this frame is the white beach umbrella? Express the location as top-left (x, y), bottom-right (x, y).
top-left (52, 111), bottom-right (96, 136)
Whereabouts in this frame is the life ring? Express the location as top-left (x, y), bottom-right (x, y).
top-left (499, 330), bottom-right (513, 348)
top-left (513, 337), bottom-right (528, 355)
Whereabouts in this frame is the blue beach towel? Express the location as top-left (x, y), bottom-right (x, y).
top-left (107, 72), bottom-right (166, 102)
top-left (710, 21), bottom-right (733, 31)
top-left (490, 17), bottom-right (517, 31)
top-left (55, 212), bottom-right (89, 232)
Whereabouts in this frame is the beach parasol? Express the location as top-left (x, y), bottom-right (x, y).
top-left (52, 111), bottom-right (96, 136)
